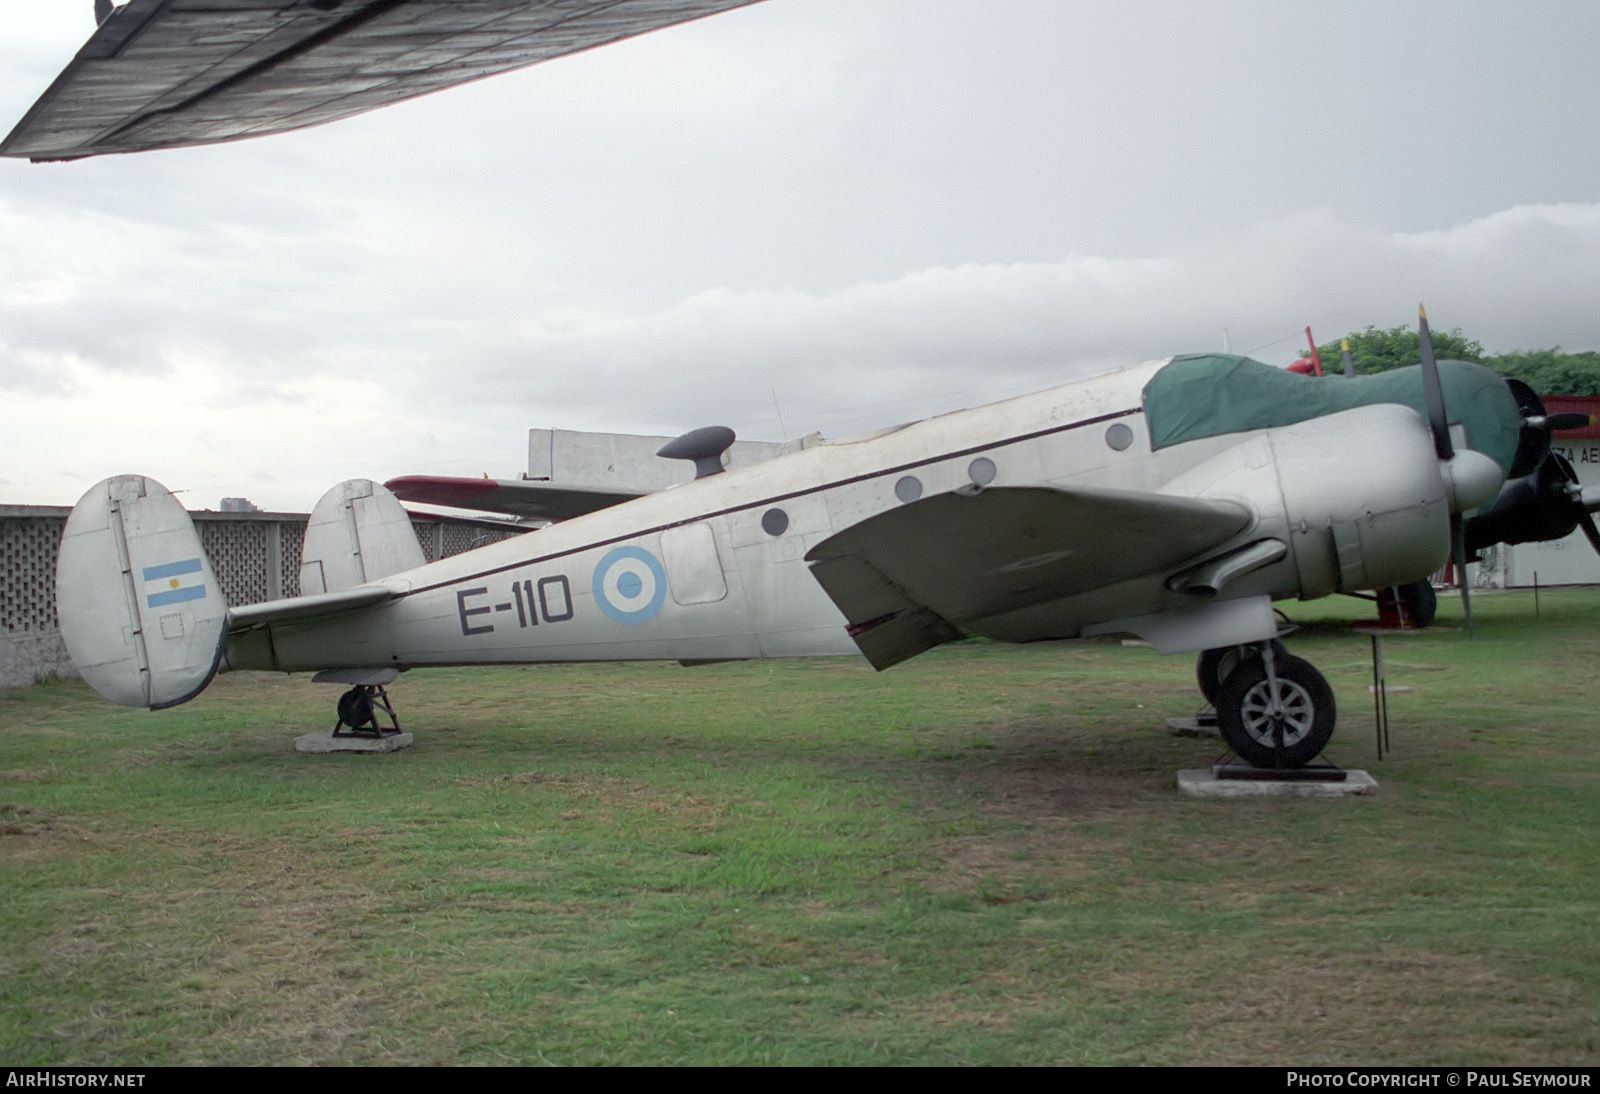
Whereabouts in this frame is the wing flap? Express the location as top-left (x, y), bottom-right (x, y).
top-left (805, 485), bottom-right (1253, 664)
top-left (805, 554), bottom-right (962, 670)
top-left (5, 0), bottom-right (765, 160)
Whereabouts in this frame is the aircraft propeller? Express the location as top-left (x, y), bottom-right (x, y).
top-left (1416, 305), bottom-right (1477, 635)
top-left (1465, 446), bottom-right (1600, 557)
top-left (1416, 309), bottom-right (1600, 624)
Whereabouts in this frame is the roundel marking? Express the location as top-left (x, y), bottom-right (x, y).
top-left (592, 546), bottom-right (668, 624)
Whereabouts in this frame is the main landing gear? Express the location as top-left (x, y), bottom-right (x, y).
top-left (1196, 640), bottom-right (1336, 768)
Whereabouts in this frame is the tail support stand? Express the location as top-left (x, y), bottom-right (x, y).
top-left (333, 685), bottom-right (403, 738)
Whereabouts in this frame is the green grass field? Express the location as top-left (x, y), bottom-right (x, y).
top-left (2, 590), bottom-right (1596, 1065)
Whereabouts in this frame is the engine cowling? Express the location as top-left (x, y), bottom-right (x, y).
top-left (1163, 404), bottom-right (1455, 599)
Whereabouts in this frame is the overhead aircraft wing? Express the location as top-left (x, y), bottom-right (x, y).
top-left (2, 0), bottom-right (764, 161)
top-left (805, 486), bottom-right (1253, 670)
top-left (384, 474), bottom-right (639, 521)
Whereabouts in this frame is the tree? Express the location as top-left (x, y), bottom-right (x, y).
top-left (1311, 327), bottom-right (1600, 396)
top-left (1312, 325), bottom-right (1484, 376)
top-left (1480, 349), bottom-right (1600, 397)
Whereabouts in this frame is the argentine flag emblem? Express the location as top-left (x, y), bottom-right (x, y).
top-left (143, 558), bottom-right (208, 608)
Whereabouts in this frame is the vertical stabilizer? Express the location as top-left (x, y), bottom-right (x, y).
top-left (55, 475), bottom-right (227, 708)
top-left (300, 479), bottom-right (426, 595)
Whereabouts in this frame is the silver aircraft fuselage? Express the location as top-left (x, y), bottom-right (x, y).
top-left (223, 358), bottom-right (1489, 676)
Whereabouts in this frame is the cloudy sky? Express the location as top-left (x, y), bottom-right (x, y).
top-left (3, 0), bottom-right (1599, 512)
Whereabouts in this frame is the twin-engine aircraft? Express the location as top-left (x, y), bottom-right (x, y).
top-left (16, 2), bottom-right (1600, 768)
top-left (53, 326), bottom-right (1599, 767)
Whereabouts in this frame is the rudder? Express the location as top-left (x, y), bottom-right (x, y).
top-left (56, 475), bottom-right (227, 708)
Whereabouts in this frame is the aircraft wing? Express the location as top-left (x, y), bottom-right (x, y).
top-left (805, 485), bottom-right (1253, 669)
top-left (384, 474), bottom-right (638, 521)
top-left (3, 0), bottom-right (764, 161)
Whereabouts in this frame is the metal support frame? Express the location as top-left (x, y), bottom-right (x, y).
top-left (1370, 631), bottom-right (1391, 760)
top-left (332, 684), bottom-right (402, 738)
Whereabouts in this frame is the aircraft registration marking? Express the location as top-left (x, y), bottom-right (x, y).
top-left (457, 574), bottom-right (574, 636)
top-left (142, 558), bottom-right (206, 608)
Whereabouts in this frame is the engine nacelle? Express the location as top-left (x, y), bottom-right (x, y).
top-left (1163, 404), bottom-right (1453, 599)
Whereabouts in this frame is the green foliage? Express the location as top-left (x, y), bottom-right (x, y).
top-left (1312, 326), bottom-right (1600, 396)
top-left (1482, 348), bottom-right (1600, 397)
top-left (1312, 325), bottom-right (1484, 376)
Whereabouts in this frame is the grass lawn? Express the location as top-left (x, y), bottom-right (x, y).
top-left (2, 589), bottom-right (1596, 1065)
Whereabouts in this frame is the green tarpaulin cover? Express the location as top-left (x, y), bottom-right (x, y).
top-left (1142, 354), bottom-right (1521, 473)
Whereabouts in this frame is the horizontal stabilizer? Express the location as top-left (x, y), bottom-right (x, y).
top-left (385, 475), bottom-right (638, 522)
top-left (56, 475), bottom-right (227, 708)
top-left (806, 485), bottom-right (1253, 658)
top-left (3, 0), bottom-right (765, 160)
top-left (227, 585), bottom-right (395, 632)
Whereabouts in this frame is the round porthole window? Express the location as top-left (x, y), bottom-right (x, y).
top-left (894, 476), bottom-right (923, 503)
top-left (761, 508), bottom-right (789, 536)
top-left (1105, 423), bottom-right (1134, 451)
top-left (968, 457), bottom-right (997, 486)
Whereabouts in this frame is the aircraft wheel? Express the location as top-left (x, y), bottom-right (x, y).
top-left (1396, 580), bottom-right (1437, 627)
top-left (1196, 640), bottom-right (1286, 707)
top-left (336, 686), bottom-right (376, 731)
top-left (1215, 652), bottom-right (1335, 768)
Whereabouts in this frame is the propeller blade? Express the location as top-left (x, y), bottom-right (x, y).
top-left (1341, 338), bottom-right (1355, 378)
top-left (1451, 513), bottom-right (1474, 637)
top-left (1580, 511), bottom-right (1600, 557)
top-left (1537, 412), bottom-right (1594, 432)
top-left (1505, 378), bottom-right (1553, 478)
top-left (1418, 305), bottom-right (1454, 460)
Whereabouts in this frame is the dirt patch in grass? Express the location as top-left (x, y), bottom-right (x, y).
top-left (973, 763), bottom-right (1163, 820)
top-left (915, 720), bottom-right (1185, 892)
top-left (28, 829), bottom-right (426, 1066)
top-left (1153, 946), bottom-right (1595, 1065)
top-left (862, 943), bottom-right (1593, 1064)
top-left (0, 805), bottom-right (101, 861)
top-left (928, 831), bottom-right (1096, 895)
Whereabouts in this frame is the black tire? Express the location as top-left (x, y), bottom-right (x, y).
top-left (1215, 652), bottom-right (1336, 768)
top-left (1196, 640), bottom-right (1286, 707)
top-left (1395, 580), bottom-right (1437, 628)
top-left (337, 687), bottom-right (375, 731)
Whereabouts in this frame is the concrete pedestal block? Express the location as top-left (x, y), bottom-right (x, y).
top-left (295, 729), bottom-right (413, 754)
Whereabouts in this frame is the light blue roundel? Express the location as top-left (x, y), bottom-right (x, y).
top-left (592, 545), bottom-right (667, 624)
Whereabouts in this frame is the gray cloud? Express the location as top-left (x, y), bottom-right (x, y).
top-left (2, 2), bottom-right (1598, 511)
